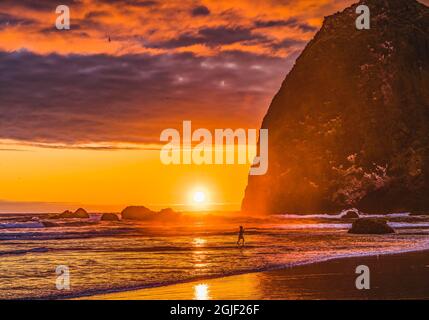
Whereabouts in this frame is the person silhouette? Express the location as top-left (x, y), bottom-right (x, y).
top-left (237, 226), bottom-right (245, 246)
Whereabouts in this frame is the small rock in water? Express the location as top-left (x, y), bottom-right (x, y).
top-left (342, 210), bottom-right (360, 219)
top-left (121, 206), bottom-right (155, 220)
top-left (101, 213), bottom-right (120, 221)
top-left (50, 208), bottom-right (89, 219)
top-left (348, 218), bottom-right (395, 234)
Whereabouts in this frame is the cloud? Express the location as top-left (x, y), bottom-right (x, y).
top-left (95, 0), bottom-right (158, 7)
top-left (0, 49), bottom-right (293, 146)
top-left (0, 0), bottom-right (333, 56)
top-left (0, 0), bottom-right (81, 11)
top-left (0, 12), bottom-right (36, 29)
top-left (84, 10), bottom-right (112, 19)
top-left (191, 5), bottom-right (211, 16)
top-left (4, 0), bottom-right (427, 147)
top-left (0, 0), bottom-right (364, 148)
top-left (271, 38), bottom-right (307, 50)
top-left (146, 26), bottom-right (268, 49)
top-left (198, 26), bottom-right (265, 46)
top-left (254, 18), bottom-right (318, 32)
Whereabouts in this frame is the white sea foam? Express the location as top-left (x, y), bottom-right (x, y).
top-left (0, 221), bottom-right (44, 229)
top-left (277, 210), bottom-right (411, 220)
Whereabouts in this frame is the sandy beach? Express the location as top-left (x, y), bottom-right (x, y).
top-left (84, 250), bottom-right (429, 300)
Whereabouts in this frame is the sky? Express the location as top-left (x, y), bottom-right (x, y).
top-left (1, 0), bottom-right (426, 213)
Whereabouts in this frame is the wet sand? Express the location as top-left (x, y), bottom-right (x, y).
top-left (84, 250), bottom-right (429, 300)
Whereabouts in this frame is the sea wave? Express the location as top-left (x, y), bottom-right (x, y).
top-left (0, 247), bottom-right (49, 256)
top-left (277, 211), bottom-right (411, 220)
top-left (275, 223), bottom-right (351, 229)
top-left (0, 222), bottom-right (45, 229)
top-left (389, 222), bottom-right (429, 228)
top-left (0, 228), bottom-right (135, 240)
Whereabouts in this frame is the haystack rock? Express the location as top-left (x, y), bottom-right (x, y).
top-left (242, 0), bottom-right (429, 214)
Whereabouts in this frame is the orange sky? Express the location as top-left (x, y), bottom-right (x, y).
top-left (1, 0), bottom-right (427, 213)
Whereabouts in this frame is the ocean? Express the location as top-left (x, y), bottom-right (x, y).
top-left (0, 212), bottom-right (428, 299)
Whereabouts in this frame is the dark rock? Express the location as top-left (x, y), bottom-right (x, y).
top-left (101, 213), bottom-right (120, 221)
top-left (348, 218), bottom-right (395, 234)
top-left (242, 0), bottom-right (429, 214)
top-left (121, 206), bottom-right (155, 220)
top-left (56, 210), bottom-right (74, 219)
top-left (51, 209), bottom-right (89, 219)
top-left (159, 208), bottom-right (175, 215)
top-left (74, 208), bottom-right (89, 218)
top-left (342, 210), bottom-right (360, 219)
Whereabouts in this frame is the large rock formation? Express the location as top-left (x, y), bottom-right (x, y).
top-left (242, 0), bottom-right (429, 214)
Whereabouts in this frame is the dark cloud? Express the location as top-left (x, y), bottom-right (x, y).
top-left (254, 18), bottom-right (299, 28)
top-left (0, 12), bottom-right (36, 28)
top-left (199, 26), bottom-right (264, 45)
top-left (298, 23), bottom-right (318, 33)
top-left (84, 10), bottom-right (111, 19)
top-left (145, 24), bottom-right (308, 52)
top-left (191, 5), bottom-right (211, 16)
top-left (254, 18), bottom-right (318, 32)
top-left (0, 50), bottom-right (295, 145)
top-left (148, 26), bottom-right (267, 49)
top-left (0, 0), bottom-right (81, 11)
top-left (39, 23), bottom-right (87, 35)
top-left (147, 33), bottom-right (204, 49)
top-left (95, 0), bottom-right (157, 7)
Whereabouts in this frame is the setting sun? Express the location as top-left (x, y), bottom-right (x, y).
top-left (193, 191), bottom-right (206, 204)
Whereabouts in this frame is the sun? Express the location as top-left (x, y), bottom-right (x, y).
top-left (193, 191), bottom-right (206, 204)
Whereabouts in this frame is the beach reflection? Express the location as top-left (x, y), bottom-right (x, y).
top-left (194, 283), bottom-right (210, 300)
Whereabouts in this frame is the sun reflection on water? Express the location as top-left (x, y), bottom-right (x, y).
top-left (194, 283), bottom-right (210, 300)
top-left (193, 238), bottom-right (207, 246)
